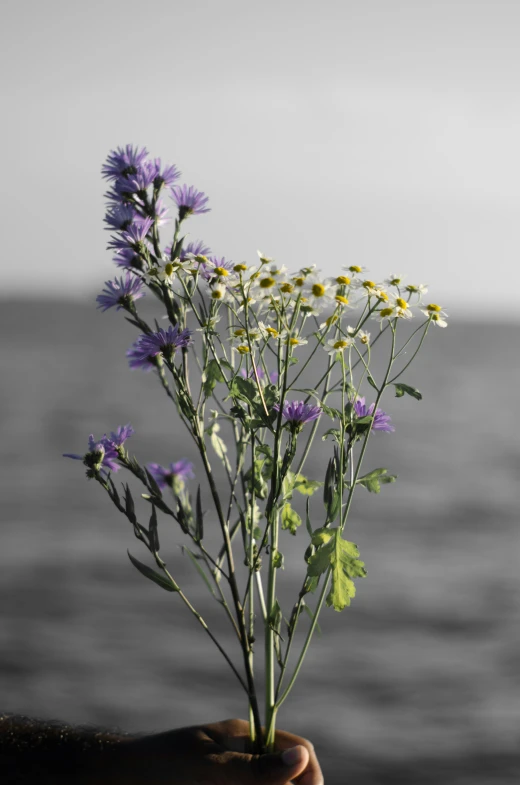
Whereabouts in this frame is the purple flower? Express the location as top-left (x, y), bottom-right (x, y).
top-left (117, 161), bottom-right (158, 194)
top-left (353, 397), bottom-right (394, 432)
top-left (199, 255), bottom-right (235, 281)
top-left (102, 145), bottom-right (150, 180)
top-left (113, 248), bottom-right (145, 272)
top-left (108, 216), bottom-right (154, 252)
top-left (107, 423), bottom-right (135, 446)
top-left (104, 205), bottom-right (138, 232)
top-left (147, 459), bottom-right (195, 491)
top-left (130, 325), bottom-right (193, 366)
top-left (274, 400), bottom-right (322, 429)
top-left (96, 273), bottom-right (145, 312)
top-left (150, 159), bottom-right (181, 188)
top-left (153, 198), bottom-right (171, 227)
top-left (179, 240), bottom-right (212, 261)
top-left (63, 424), bottom-right (134, 474)
top-left (126, 342), bottom-right (157, 371)
top-left (170, 184), bottom-right (210, 220)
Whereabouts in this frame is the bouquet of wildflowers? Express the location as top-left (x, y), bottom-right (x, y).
top-left (65, 145), bottom-right (447, 754)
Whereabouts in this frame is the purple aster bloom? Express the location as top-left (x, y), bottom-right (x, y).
top-left (170, 184), bottom-right (210, 220)
top-left (127, 342), bottom-right (157, 371)
top-left (274, 400), bottom-right (322, 428)
top-left (200, 256), bottom-right (235, 281)
top-left (107, 423), bottom-right (135, 446)
top-left (104, 205), bottom-right (138, 232)
top-left (147, 459), bottom-right (195, 490)
top-left (150, 159), bottom-right (181, 188)
top-left (179, 240), bottom-right (212, 261)
top-left (131, 325), bottom-right (193, 366)
top-left (63, 424), bottom-right (134, 474)
top-left (117, 161), bottom-right (158, 194)
top-left (96, 273), bottom-right (145, 312)
top-left (107, 216), bottom-right (154, 252)
top-left (113, 248), bottom-right (145, 272)
top-left (353, 397), bottom-right (394, 432)
top-left (153, 198), bottom-right (171, 227)
top-left (102, 145), bottom-right (150, 180)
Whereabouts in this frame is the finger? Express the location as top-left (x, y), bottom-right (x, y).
top-left (273, 728), bottom-right (324, 785)
top-left (212, 745), bottom-right (310, 785)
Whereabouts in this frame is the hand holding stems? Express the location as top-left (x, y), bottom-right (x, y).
top-left (103, 718), bottom-right (323, 785)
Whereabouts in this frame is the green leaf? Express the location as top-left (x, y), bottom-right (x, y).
top-left (209, 423), bottom-right (232, 475)
top-left (281, 502), bottom-right (302, 535)
top-left (123, 484), bottom-right (137, 525)
top-left (148, 504), bottom-right (159, 553)
top-left (367, 374), bottom-right (378, 391)
top-left (195, 485), bottom-right (204, 542)
top-left (302, 602), bottom-right (322, 637)
top-left (219, 358), bottom-right (234, 372)
top-left (326, 530), bottom-right (367, 612)
top-left (127, 551), bottom-right (177, 592)
top-left (310, 526), bottom-right (335, 547)
top-left (202, 358), bottom-right (226, 398)
top-left (305, 498), bottom-right (313, 538)
top-left (322, 428), bottom-right (342, 443)
top-left (393, 382), bottom-right (422, 401)
top-left (293, 474), bottom-right (323, 496)
top-left (357, 468), bottom-right (397, 494)
top-left (181, 546), bottom-right (217, 598)
top-left (145, 468), bottom-right (163, 498)
top-left (273, 549), bottom-right (284, 569)
top-left (234, 377), bottom-right (258, 403)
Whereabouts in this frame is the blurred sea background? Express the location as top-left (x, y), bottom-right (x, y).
top-left (0, 298), bottom-right (518, 784)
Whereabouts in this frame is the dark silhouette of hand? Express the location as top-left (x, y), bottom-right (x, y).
top-left (107, 717), bottom-right (323, 785)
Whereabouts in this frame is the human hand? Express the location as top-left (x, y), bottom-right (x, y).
top-left (103, 717), bottom-right (323, 785)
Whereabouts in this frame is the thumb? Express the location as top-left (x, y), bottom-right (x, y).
top-left (220, 744), bottom-right (310, 785)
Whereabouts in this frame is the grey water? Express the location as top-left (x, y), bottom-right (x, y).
top-left (0, 299), bottom-right (518, 784)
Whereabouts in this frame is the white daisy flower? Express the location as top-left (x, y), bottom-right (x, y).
top-left (385, 273), bottom-right (406, 288)
top-left (207, 283), bottom-right (233, 303)
top-left (354, 279), bottom-right (385, 297)
top-left (392, 296), bottom-right (414, 319)
top-left (420, 303), bottom-right (448, 327)
top-left (404, 283), bottom-right (428, 299)
top-left (346, 326), bottom-right (370, 345)
top-left (305, 274), bottom-right (335, 309)
top-left (257, 321), bottom-right (280, 340)
top-left (342, 264), bottom-right (368, 276)
top-left (325, 337), bottom-right (354, 355)
top-left (279, 330), bottom-right (308, 348)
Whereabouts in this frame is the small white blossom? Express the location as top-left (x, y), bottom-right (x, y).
top-left (325, 337), bottom-right (354, 355)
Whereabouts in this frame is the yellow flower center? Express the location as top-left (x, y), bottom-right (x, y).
top-left (349, 265), bottom-right (362, 273)
top-left (362, 280), bottom-right (376, 289)
top-left (211, 289), bottom-right (224, 299)
top-left (380, 307), bottom-right (394, 318)
top-left (280, 283), bottom-right (294, 293)
top-left (289, 337), bottom-right (300, 346)
top-left (237, 345), bottom-right (250, 354)
top-left (390, 277), bottom-right (401, 285)
top-left (335, 295), bottom-right (349, 305)
top-left (233, 264), bottom-right (247, 272)
top-left (377, 291), bottom-right (389, 302)
top-left (396, 298), bottom-right (409, 309)
top-left (195, 255), bottom-right (208, 263)
top-left (333, 340), bottom-right (348, 350)
top-left (259, 277), bottom-right (276, 289)
top-left (164, 263), bottom-right (174, 276)
top-left (259, 256), bottom-right (270, 264)
top-left (406, 285), bottom-right (418, 292)
top-left (431, 314), bottom-right (441, 321)
top-left (426, 303), bottom-right (442, 312)
top-left (360, 335), bottom-right (369, 344)
top-left (266, 327), bottom-right (279, 337)
top-left (214, 267), bottom-right (229, 277)
top-left (312, 283), bottom-right (326, 297)
top-left (336, 276), bottom-right (351, 285)
top-left (325, 315), bottom-right (338, 326)
top-left (234, 328), bottom-right (246, 337)
top-left (293, 277), bottom-right (305, 287)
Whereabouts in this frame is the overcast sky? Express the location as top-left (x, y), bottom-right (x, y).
top-left (2, 0), bottom-right (519, 317)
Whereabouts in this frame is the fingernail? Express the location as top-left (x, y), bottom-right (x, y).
top-left (282, 745), bottom-right (305, 766)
